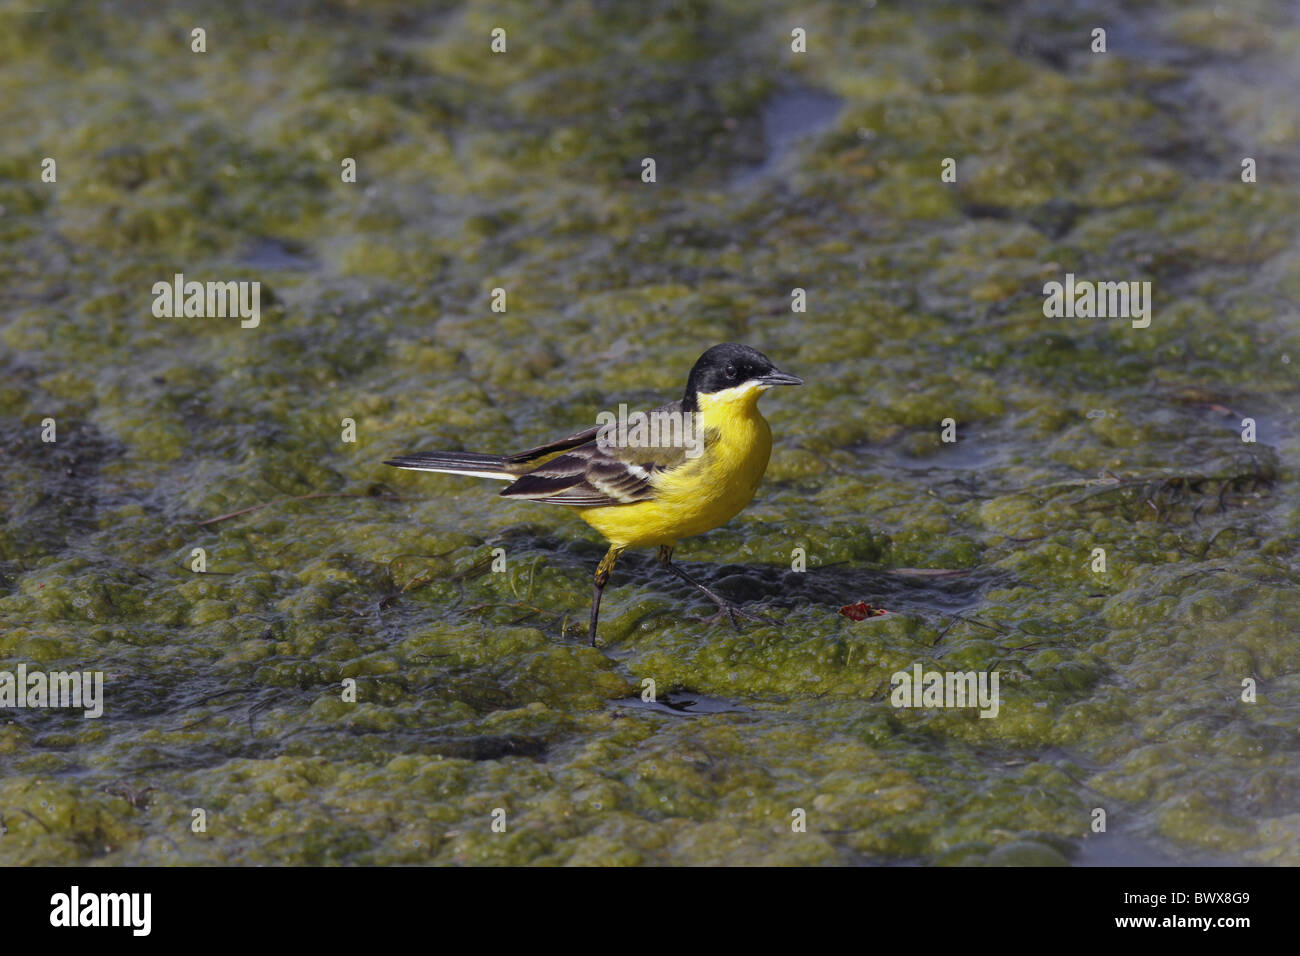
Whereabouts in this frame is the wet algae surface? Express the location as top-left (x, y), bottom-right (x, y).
top-left (1, 1), bottom-right (1299, 865)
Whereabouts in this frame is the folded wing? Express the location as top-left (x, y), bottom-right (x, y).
top-left (500, 401), bottom-right (694, 507)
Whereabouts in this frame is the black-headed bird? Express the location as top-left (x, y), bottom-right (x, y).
top-left (384, 343), bottom-right (802, 645)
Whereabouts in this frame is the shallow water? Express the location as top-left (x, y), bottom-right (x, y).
top-left (1, 1), bottom-right (1298, 865)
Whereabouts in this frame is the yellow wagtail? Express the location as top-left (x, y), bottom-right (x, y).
top-left (384, 343), bottom-right (802, 645)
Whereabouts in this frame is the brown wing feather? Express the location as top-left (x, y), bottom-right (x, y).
top-left (502, 425), bottom-right (602, 471)
top-left (499, 401), bottom-right (693, 507)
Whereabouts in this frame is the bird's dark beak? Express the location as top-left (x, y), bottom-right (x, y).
top-left (757, 369), bottom-right (803, 386)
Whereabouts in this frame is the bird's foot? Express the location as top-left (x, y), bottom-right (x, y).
top-left (700, 599), bottom-right (780, 630)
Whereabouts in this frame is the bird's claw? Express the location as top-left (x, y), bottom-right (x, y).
top-left (701, 602), bottom-right (779, 630)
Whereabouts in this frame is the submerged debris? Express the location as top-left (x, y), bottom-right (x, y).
top-left (1048, 453), bottom-right (1277, 523)
top-left (838, 601), bottom-right (889, 621)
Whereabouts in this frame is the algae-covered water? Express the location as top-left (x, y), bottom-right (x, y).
top-left (2, 0), bottom-right (1298, 865)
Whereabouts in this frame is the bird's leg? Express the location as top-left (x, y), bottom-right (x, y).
top-left (587, 546), bottom-right (623, 646)
top-left (656, 545), bottom-right (778, 630)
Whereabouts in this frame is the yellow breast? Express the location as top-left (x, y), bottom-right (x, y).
top-left (577, 383), bottom-right (773, 549)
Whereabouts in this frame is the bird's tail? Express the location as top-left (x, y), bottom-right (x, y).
top-left (383, 451), bottom-right (514, 481)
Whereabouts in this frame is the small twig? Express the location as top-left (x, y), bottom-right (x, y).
top-left (450, 555), bottom-right (496, 582)
top-left (466, 601), bottom-right (552, 623)
top-left (198, 492), bottom-right (420, 526)
top-left (18, 809), bottom-right (51, 834)
top-left (168, 687), bottom-right (251, 713)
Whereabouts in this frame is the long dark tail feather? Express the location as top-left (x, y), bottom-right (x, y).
top-left (383, 452), bottom-right (513, 480)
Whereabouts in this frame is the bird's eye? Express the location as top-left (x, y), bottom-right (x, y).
top-left (725, 364), bottom-right (738, 380)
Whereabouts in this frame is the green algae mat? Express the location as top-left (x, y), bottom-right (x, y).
top-left (1, 1), bottom-right (1298, 866)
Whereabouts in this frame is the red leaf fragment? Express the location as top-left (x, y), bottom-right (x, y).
top-left (838, 601), bottom-right (888, 621)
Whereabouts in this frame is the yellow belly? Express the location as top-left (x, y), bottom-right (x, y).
top-left (576, 392), bottom-right (772, 549)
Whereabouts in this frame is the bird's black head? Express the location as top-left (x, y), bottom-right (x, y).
top-left (682, 343), bottom-right (802, 410)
